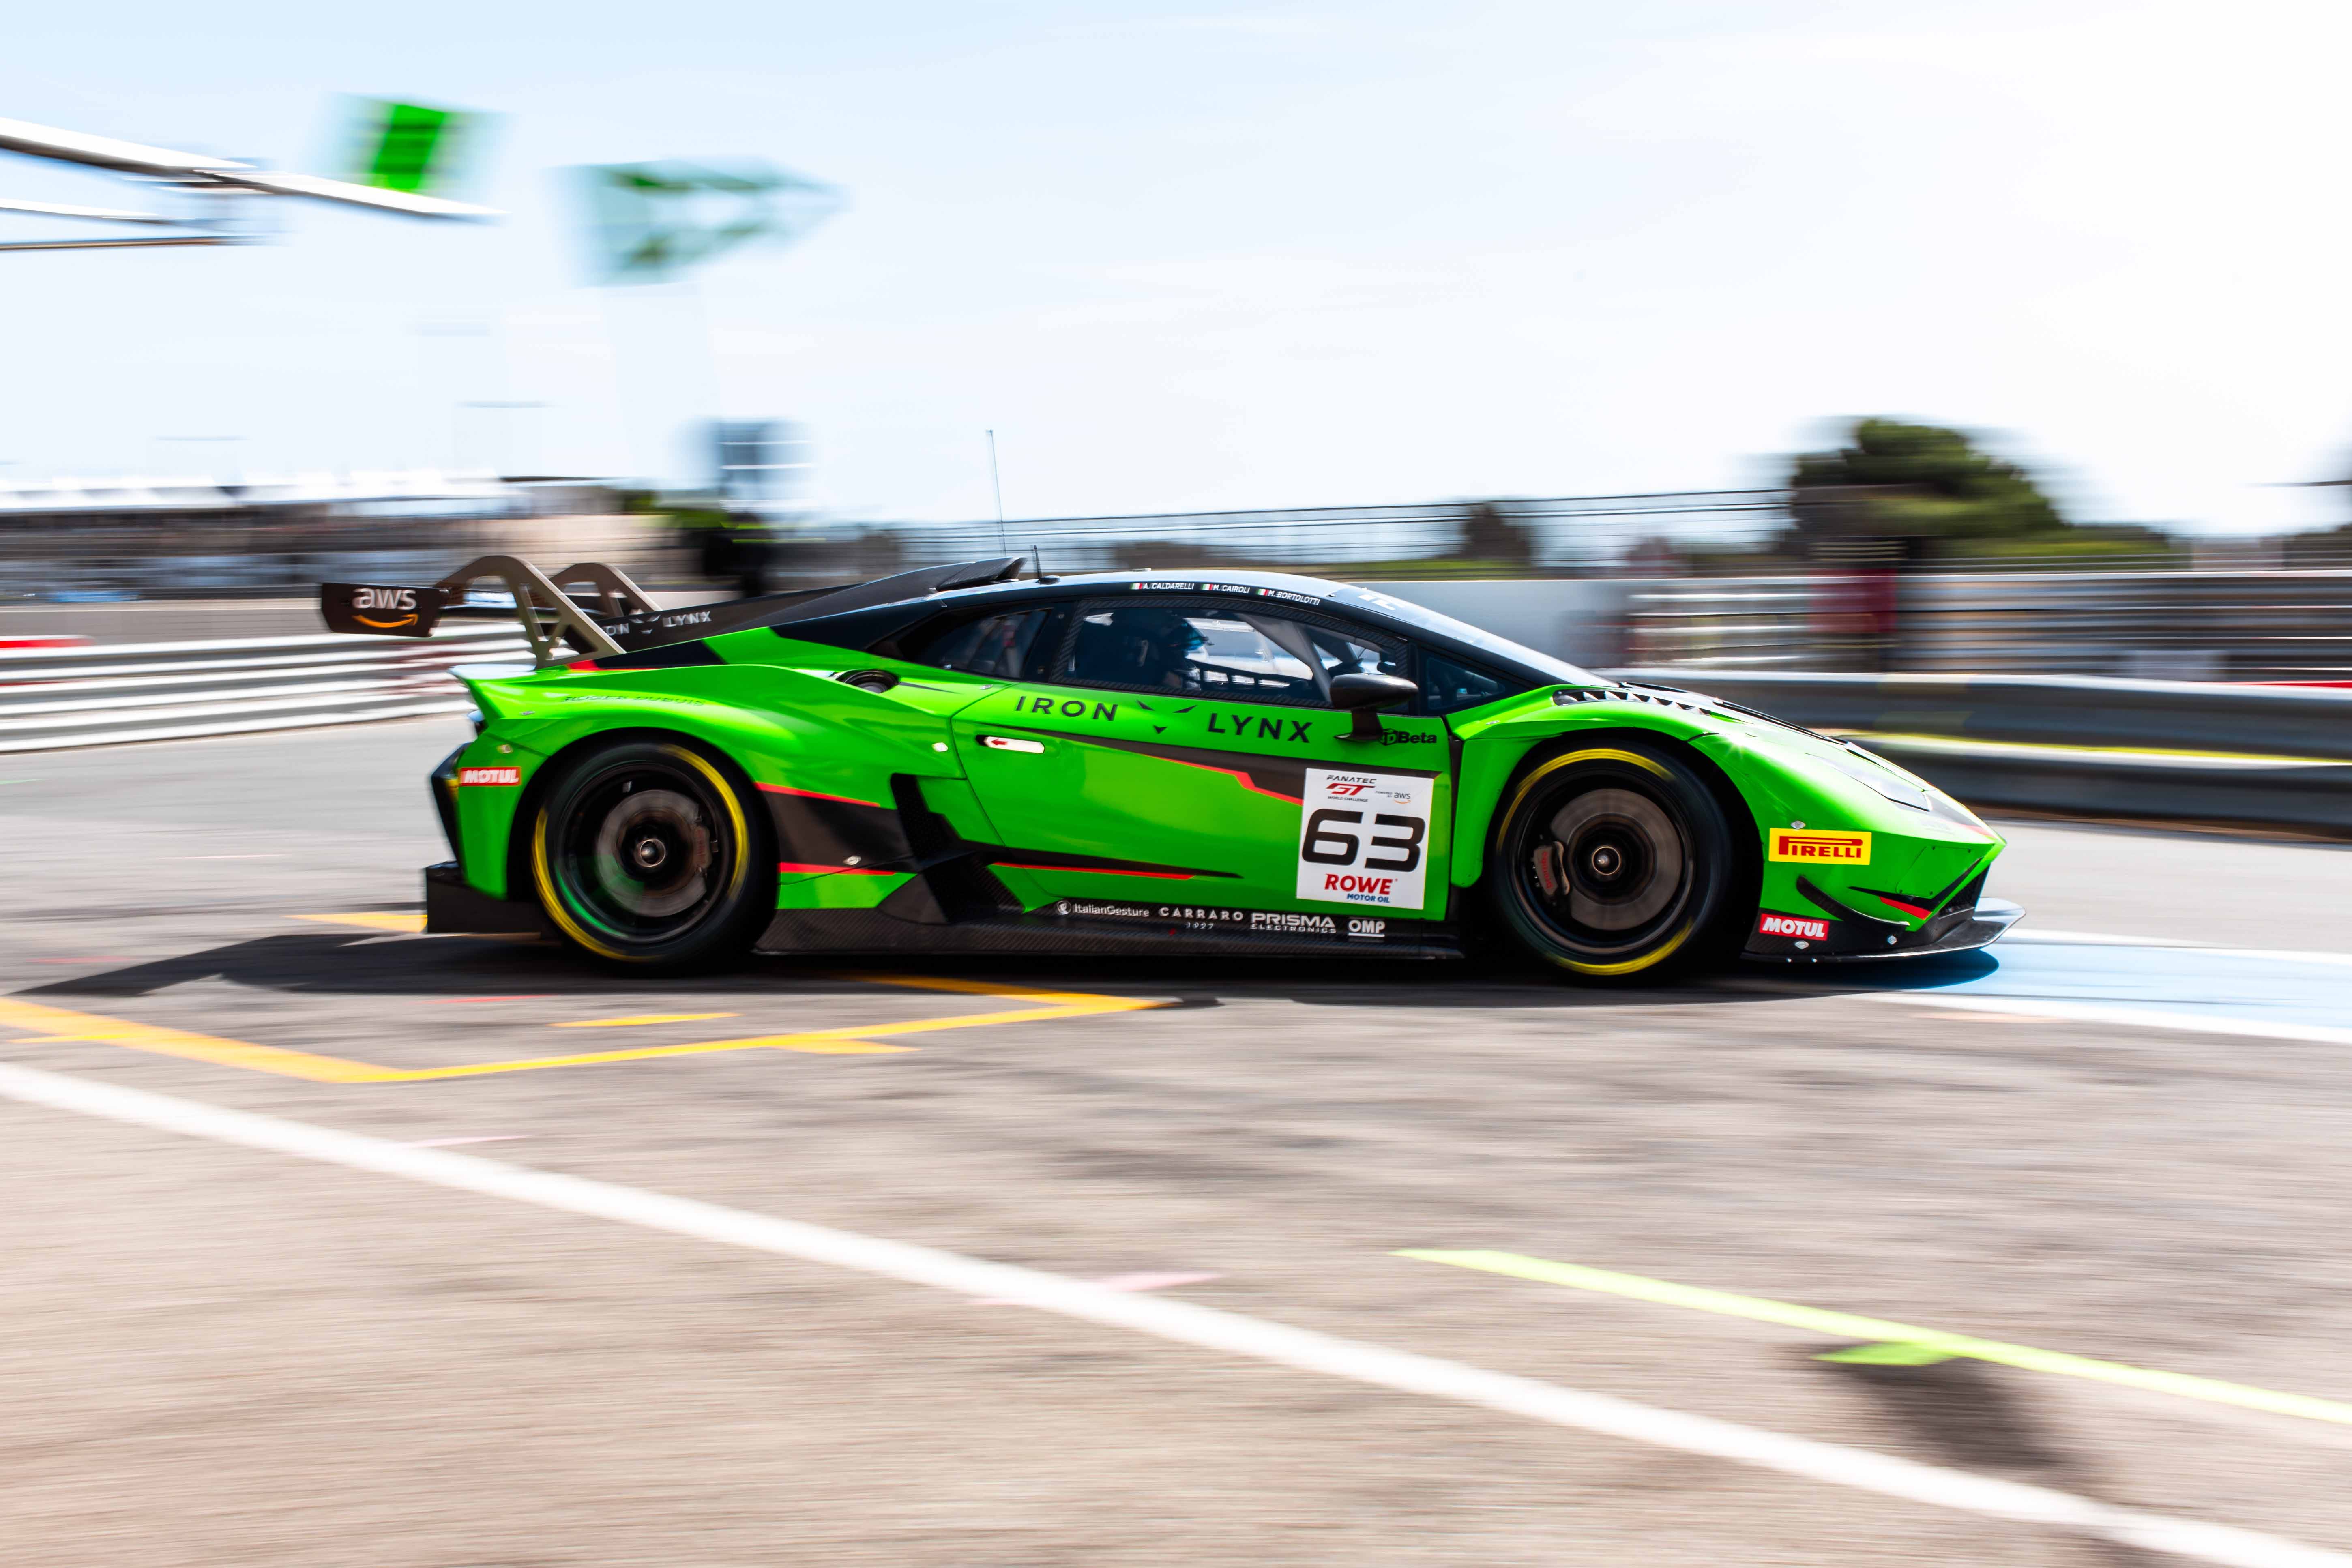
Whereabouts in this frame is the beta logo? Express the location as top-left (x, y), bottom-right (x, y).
top-left (1756, 911), bottom-right (1830, 942)
top-left (1767, 828), bottom-right (1871, 865)
top-left (457, 766), bottom-right (521, 787)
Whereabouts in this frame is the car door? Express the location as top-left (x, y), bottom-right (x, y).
top-left (946, 594), bottom-right (1455, 925)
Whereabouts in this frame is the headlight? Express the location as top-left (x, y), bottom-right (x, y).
top-left (1829, 745), bottom-right (1933, 811)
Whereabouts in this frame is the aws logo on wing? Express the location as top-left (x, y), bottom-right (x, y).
top-left (351, 586), bottom-right (421, 630)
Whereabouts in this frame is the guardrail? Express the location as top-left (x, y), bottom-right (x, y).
top-left (1613, 666), bottom-right (2352, 835)
top-left (0, 624), bottom-right (530, 752)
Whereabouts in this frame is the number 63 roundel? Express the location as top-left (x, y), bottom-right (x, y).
top-left (1295, 768), bottom-right (1431, 911)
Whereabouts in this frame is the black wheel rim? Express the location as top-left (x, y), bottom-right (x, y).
top-left (1509, 775), bottom-right (1697, 958)
top-left (549, 756), bottom-right (735, 946)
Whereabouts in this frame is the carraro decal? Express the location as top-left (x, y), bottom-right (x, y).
top-left (1296, 768), bottom-right (1429, 911)
top-left (1767, 828), bottom-right (1871, 866)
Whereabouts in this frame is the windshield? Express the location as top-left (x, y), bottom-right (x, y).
top-left (1331, 586), bottom-right (1604, 686)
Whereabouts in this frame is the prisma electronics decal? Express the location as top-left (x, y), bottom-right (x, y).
top-left (1296, 768), bottom-right (1430, 910)
top-left (1766, 828), bottom-right (1871, 866)
top-left (1755, 911), bottom-right (1830, 942)
top-left (457, 766), bottom-right (522, 786)
top-left (1046, 899), bottom-right (1393, 941)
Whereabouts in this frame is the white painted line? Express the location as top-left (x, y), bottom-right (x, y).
top-left (2007, 930), bottom-right (2352, 967)
top-left (1867, 991), bottom-right (2352, 1049)
top-left (0, 1065), bottom-right (2340, 1568)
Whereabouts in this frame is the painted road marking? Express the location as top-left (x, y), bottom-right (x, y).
top-left (1400, 1251), bottom-right (2352, 1429)
top-left (551, 1013), bottom-right (740, 1028)
top-left (0, 1064), bottom-right (2340, 1568)
top-left (295, 912), bottom-right (426, 934)
top-left (0, 977), bottom-right (1161, 1082)
top-left (1867, 991), bottom-right (2352, 1049)
top-left (2009, 931), bottom-right (2352, 966)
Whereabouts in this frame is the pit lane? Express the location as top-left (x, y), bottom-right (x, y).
top-left (7, 717), bottom-right (2352, 1566)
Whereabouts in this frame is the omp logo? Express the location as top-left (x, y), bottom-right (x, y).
top-left (1757, 912), bottom-right (1830, 942)
top-left (1346, 918), bottom-right (1387, 940)
top-left (1768, 829), bottom-right (1871, 865)
top-left (457, 767), bottom-right (521, 786)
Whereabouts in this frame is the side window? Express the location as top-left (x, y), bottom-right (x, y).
top-left (1421, 649), bottom-right (1527, 716)
top-left (910, 609), bottom-right (1057, 678)
top-left (1060, 601), bottom-right (1401, 707)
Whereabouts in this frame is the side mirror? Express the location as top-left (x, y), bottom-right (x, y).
top-left (1330, 671), bottom-right (1419, 740)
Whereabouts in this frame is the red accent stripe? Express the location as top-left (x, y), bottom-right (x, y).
top-left (992, 862), bottom-right (1194, 880)
top-left (1876, 895), bottom-right (1933, 918)
top-left (777, 862), bottom-right (896, 876)
top-left (565, 659), bottom-right (601, 671)
top-left (757, 782), bottom-right (887, 809)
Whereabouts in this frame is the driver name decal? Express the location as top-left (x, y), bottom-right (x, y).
top-left (1296, 768), bottom-right (1430, 911)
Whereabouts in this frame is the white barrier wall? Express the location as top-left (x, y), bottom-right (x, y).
top-left (1365, 579), bottom-right (1629, 669)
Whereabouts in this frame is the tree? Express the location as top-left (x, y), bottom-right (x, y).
top-left (1788, 418), bottom-right (2064, 549)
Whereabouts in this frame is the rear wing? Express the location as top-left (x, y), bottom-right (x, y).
top-left (322, 552), bottom-right (1033, 666)
top-left (321, 556), bottom-right (659, 664)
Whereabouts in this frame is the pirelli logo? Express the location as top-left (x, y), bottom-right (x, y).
top-left (1768, 828), bottom-right (1871, 865)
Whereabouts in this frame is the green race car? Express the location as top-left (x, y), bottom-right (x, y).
top-left (321, 555), bottom-right (2018, 978)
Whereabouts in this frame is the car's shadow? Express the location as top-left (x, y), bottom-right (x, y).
top-left (19, 929), bottom-right (1999, 1011)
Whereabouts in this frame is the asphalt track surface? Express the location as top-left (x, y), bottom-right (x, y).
top-left (9, 718), bottom-right (2352, 1566)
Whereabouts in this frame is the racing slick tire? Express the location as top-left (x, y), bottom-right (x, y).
top-left (1489, 738), bottom-right (1745, 982)
top-left (528, 737), bottom-right (775, 973)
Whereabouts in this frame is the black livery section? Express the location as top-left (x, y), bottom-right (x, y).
top-left (1744, 868), bottom-right (2019, 962)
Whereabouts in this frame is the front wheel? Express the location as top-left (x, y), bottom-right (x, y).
top-left (1489, 740), bottom-right (1743, 981)
top-left (529, 738), bottom-right (773, 973)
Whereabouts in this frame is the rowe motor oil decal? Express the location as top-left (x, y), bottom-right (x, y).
top-left (1296, 768), bottom-right (1430, 911)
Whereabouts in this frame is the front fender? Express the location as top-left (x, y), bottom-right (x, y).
top-left (1448, 689), bottom-right (2003, 940)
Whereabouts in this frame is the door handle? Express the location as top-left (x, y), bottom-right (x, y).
top-left (979, 734), bottom-right (1046, 753)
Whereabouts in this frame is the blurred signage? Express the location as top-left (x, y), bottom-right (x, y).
top-left (571, 159), bottom-right (845, 284)
top-left (710, 419), bottom-right (807, 503)
top-left (343, 99), bottom-right (479, 195)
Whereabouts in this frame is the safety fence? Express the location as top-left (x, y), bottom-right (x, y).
top-left (0, 624), bottom-right (529, 753)
top-left (1618, 569), bottom-right (2352, 681)
top-left (1613, 666), bottom-right (2352, 835)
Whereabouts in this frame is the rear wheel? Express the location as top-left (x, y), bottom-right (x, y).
top-left (1489, 740), bottom-right (1740, 981)
top-left (529, 738), bottom-right (773, 973)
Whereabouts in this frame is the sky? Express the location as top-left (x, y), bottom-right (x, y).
top-left (5, 0), bottom-right (2352, 534)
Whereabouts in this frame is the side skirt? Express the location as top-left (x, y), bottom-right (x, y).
top-left (755, 905), bottom-right (1462, 961)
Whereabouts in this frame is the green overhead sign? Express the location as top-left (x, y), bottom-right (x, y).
top-left (572, 159), bottom-right (846, 284)
top-left (343, 98), bottom-right (477, 195)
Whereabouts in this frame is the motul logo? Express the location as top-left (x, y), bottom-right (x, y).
top-left (458, 767), bottom-right (521, 786)
top-left (1768, 828), bottom-right (1871, 865)
top-left (1757, 912), bottom-right (1829, 942)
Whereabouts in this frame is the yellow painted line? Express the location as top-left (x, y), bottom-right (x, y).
top-left (3, 962), bottom-right (1166, 1083)
top-left (0, 996), bottom-right (396, 1084)
top-left (294, 912), bottom-right (425, 934)
top-left (550, 1013), bottom-right (739, 1028)
top-left (1399, 1249), bottom-right (2352, 1428)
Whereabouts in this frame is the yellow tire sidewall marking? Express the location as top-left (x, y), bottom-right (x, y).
top-left (533, 742), bottom-right (752, 964)
top-left (1503, 746), bottom-right (1692, 976)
